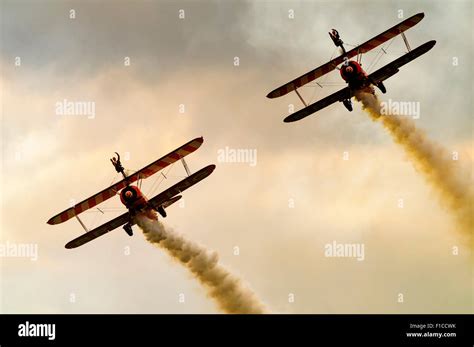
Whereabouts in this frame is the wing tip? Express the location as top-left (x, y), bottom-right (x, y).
top-left (185, 136), bottom-right (204, 151)
top-left (425, 40), bottom-right (436, 52)
top-left (65, 242), bottom-right (76, 249)
top-left (200, 164), bottom-right (216, 178)
top-left (207, 164), bottom-right (217, 172)
top-left (409, 13), bottom-right (424, 22)
top-left (283, 115), bottom-right (297, 123)
top-left (267, 88), bottom-right (286, 98)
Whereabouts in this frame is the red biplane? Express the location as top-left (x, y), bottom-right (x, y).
top-left (47, 137), bottom-right (215, 249)
top-left (266, 13), bottom-right (436, 122)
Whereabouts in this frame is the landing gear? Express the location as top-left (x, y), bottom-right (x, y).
top-left (376, 81), bottom-right (386, 94)
top-left (342, 99), bottom-right (353, 112)
top-left (123, 223), bottom-right (133, 236)
top-left (156, 206), bottom-right (167, 218)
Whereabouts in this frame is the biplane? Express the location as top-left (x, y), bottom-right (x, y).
top-left (47, 137), bottom-right (215, 249)
top-left (266, 13), bottom-right (436, 122)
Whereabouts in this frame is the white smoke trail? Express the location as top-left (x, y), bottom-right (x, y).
top-left (136, 215), bottom-right (268, 313)
top-left (355, 91), bottom-right (473, 245)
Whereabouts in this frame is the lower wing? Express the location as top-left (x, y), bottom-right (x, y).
top-left (65, 212), bottom-right (131, 249)
top-left (147, 164), bottom-right (216, 209)
top-left (283, 87), bottom-right (351, 123)
top-left (369, 40), bottom-right (436, 84)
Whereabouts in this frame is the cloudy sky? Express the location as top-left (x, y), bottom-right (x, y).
top-left (1, 0), bottom-right (472, 313)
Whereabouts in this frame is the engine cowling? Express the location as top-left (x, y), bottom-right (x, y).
top-left (340, 60), bottom-right (363, 82)
top-left (120, 185), bottom-right (147, 209)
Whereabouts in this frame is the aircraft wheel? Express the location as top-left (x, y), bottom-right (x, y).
top-left (123, 224), bottom-right (133, 236)
top-left (157, 206), bottom-right (167, 218)
top-left (343, 99), bottom-right (353, 112)
top-left (377, 82), bottom-right (386, 94)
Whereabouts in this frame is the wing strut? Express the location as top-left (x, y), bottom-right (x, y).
top-left (401, 32), bottom-right (411, 52)
top-left (295, 89), bottom-right (307, 107)
top-left (75, 215), bottom-right (88, 232)
top-left (181, 158), bottom-right (191, 177)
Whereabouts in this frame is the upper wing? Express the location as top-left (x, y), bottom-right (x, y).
top-left (148, 165), bottom-right (216, 209)
top-left (284, 87), bottom-right (351, 123)
top-left (267, 13), bottom-right (425, 98)
top-left (65, 211), bottom-right (130, 249)
top-left (369, 40), bottom-right (436, 83)
top-left (47, 137), bottom-right (204, 225)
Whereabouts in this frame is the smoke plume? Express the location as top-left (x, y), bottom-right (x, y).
top-left (355, 91), bottom-right (473, 245)
top-left (136, 215), bottom-right (268, 313)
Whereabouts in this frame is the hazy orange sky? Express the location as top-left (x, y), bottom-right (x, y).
top-left (1, 0), bottom-right (472, 313)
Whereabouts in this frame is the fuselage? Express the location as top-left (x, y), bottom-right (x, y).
top-left (120, 185), bottom-right (157, 220)
top-left (339, 60), bottom-right (373, 93)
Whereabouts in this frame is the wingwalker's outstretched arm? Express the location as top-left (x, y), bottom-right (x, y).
top-left (110, 152), bottom-right (126, 179)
